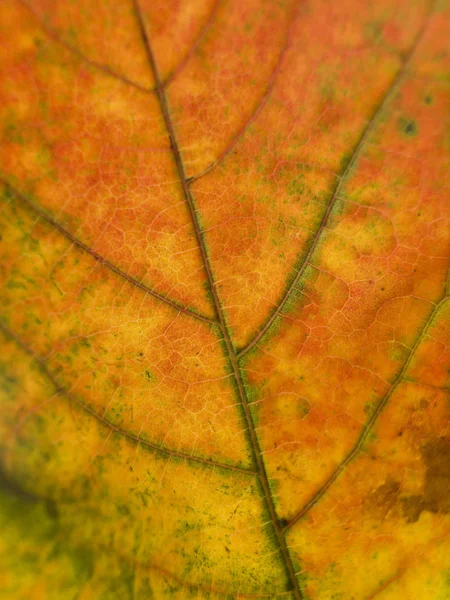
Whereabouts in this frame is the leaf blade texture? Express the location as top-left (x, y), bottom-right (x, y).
top-left (0, 0), bottom-right (450, 598)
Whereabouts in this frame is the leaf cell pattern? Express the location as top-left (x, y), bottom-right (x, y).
top-left (0, 0), bottom-right (450, 598)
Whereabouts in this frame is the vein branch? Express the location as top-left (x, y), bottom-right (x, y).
top-left (1, 179), bottom-right (215, 325)
top-left (19, 0), bottom-right (153, 93)
top-left (162, 0), bottom-right (222, 88)
top-left (0, 320), bottom-right (254, 475)
top-left (131, 2), bottom-right (303, 596)
top-left (20, 0), bottom-right (222, 97)
top-left (238, 10), bottom-right (433, 359)
top-left (188, 4), bottom-right (299, 184)
top-left (284, 294), bottom-right (449, 532)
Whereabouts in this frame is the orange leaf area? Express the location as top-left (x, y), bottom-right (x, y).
top-left (0, 0), bottom-right (449, 598)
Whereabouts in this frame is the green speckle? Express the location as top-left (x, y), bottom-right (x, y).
top-left (3, 119), bottom-right (25, 145)
top-left (65, 26), bottom-right (79, 46)
top-left (287, 175), bottom-right (306, 197)
top-left (399, 117), bottom-right (418, 137)
top-left (70, 547), bottom-right (94, 581)
top-left (145, 368), bottom-right (156, 382)
top-left (364, 401), bottom-right (374, 416)
top-left (6, 278), bottom-right (28, 291)
top-left (116, 503), bottom-right (131, 516)
top-left (297, 398), bottom-right (310, 418)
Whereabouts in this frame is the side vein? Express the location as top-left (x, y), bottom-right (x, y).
top-left (0, 320), bottom-right (255, 475)
top-left (284, 293), bottom-right (449, 532)
top-left (188, 2), bottom-right (299, 184)
top-left (162, 0), bottom-right (222, 88)
top-left (1, 179), bottom-right (215, 325)
top-left (19, 0), bottom-right (153, 93)
top-left (131, 1), bottom-right (303, 597)
top-left (238, 8), bottom-right (434, 358)
top-left (21, 0), bottom-right (222, 97)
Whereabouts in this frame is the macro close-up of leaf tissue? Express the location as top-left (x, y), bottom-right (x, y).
top-left (0, 0), bottom-right (449, 598)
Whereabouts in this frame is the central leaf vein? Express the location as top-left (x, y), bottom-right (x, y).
top-left (131, 1), bottom-right (304, 596)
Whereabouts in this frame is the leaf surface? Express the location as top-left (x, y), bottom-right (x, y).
top-left (0, 0), bottom-right (450, 598)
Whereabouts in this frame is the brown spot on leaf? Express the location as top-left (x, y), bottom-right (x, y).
top-left (402, 437), bottom-right (450, 523)
top-left (367, 477), bottom-right (400, 519)
top-left (421, 438), bottom-right (450, 514)
top-left (401, 495), bottom-right (424, 523)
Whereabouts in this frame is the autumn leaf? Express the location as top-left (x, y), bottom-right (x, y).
top-left (1, 0), bottom-right (450, 598)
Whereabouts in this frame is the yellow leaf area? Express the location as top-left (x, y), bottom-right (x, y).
top-left (0, 0), bottom-right (449, 598)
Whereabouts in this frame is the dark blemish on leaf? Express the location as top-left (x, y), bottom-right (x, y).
top-left (278, 518), bottom-right (289, 528)
top-left (421, 438), bottom-right (450, 514)
top-left (402, 495), bottom-right (424, 523)
top-left (402, 437), bottom-right (450, 522)
top-left (399, 117), bottom-right (418, 137)
top-left (45, 499), bottom-right (59, 519)
top-left (424, 94), bottom-right (433, 105)
top-left (404, 122), bottom-right (416, 135)
top-left (370, 478), bottom-right (400, 515)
